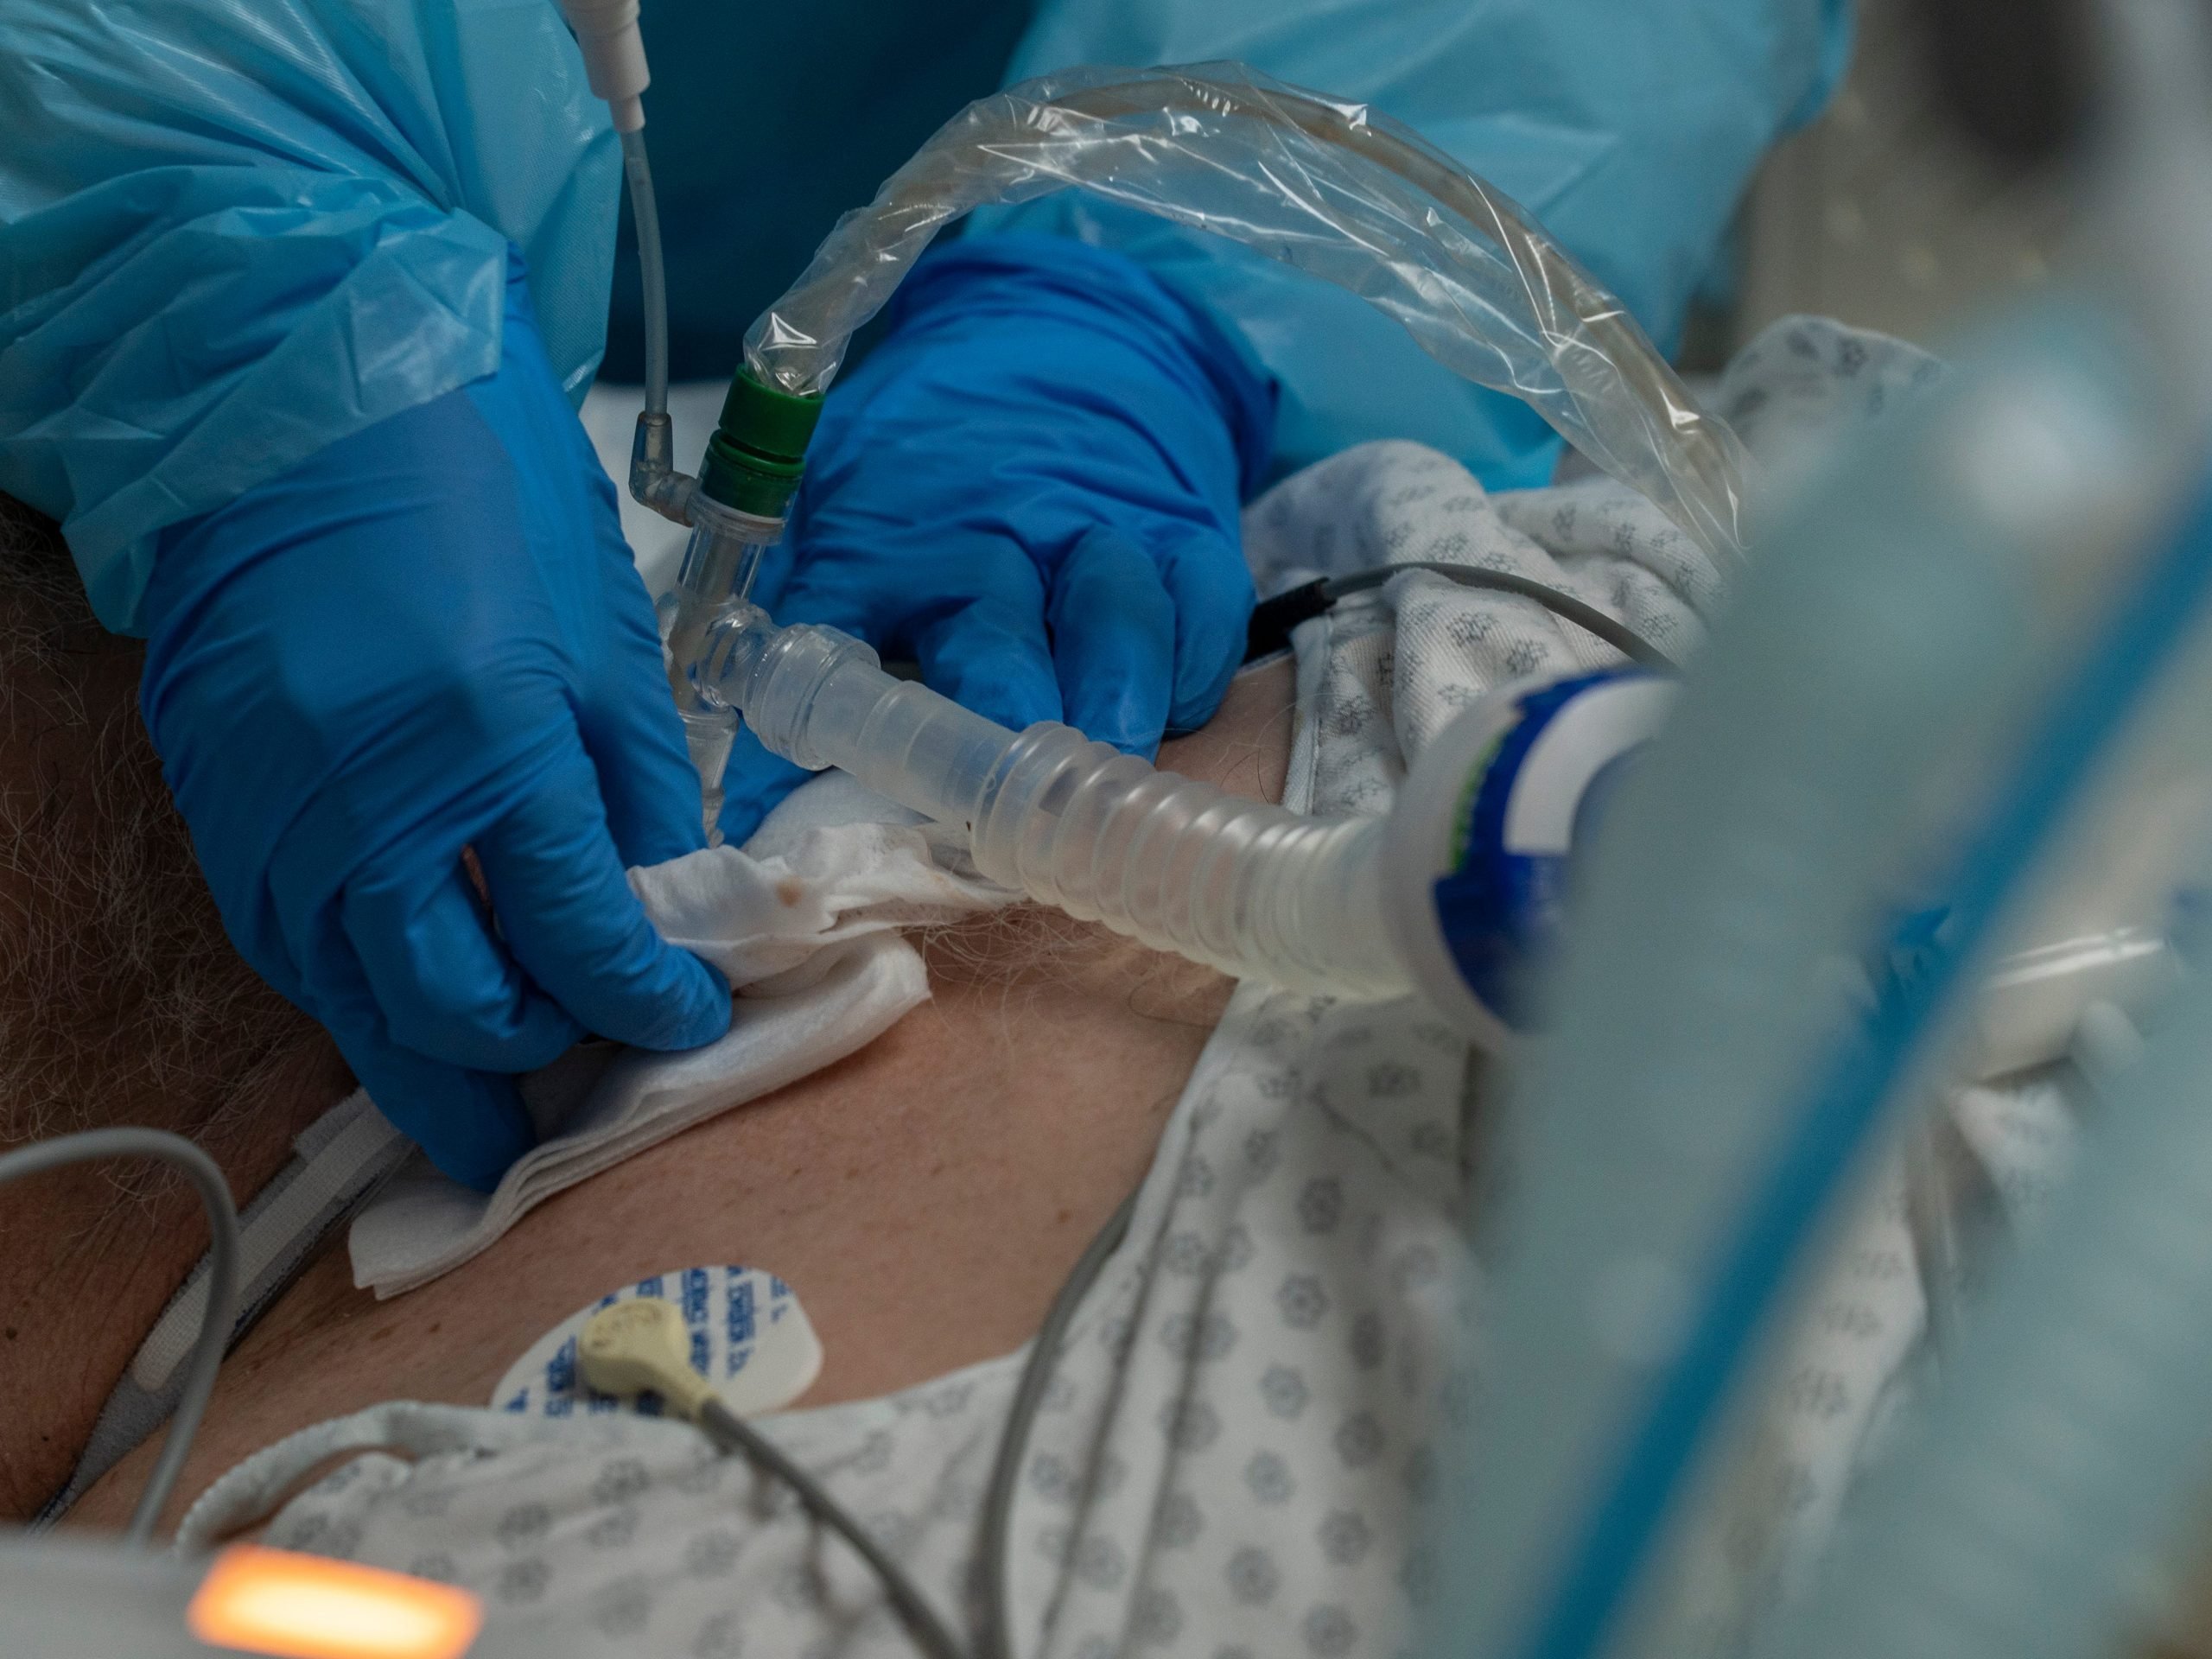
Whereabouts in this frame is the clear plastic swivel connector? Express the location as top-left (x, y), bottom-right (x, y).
top-left (655, 496), bottom-right (785, 842)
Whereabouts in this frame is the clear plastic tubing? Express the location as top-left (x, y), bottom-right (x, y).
top-left (1427, 303), bottom-right (2201, 1659)
top-left (634, 99), bottom-right (775, 837)
top-left (1432, 2), bottom-right (2212, 1654)
top-left (740, 62), bottom-right (1750, 569)
top-left (701, 607), bottom-right (1408, 995)
top-left (663, 499), bottom-right (781, 836)
top-left (618, 127), bottom-right (669, 421)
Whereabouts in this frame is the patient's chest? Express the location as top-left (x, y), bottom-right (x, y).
top-left (73, 940), bottom-right (1230, 1535)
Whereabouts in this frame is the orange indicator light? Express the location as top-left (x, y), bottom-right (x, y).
top-left (186, 1545), bottom-right (482, 1659)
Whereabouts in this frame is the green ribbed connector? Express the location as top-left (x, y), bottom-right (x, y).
top-left (698, 368), bottom-right (823, 518)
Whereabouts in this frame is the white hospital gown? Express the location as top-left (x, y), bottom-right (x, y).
top-left (181, 318), bottom-right (2040, 1659)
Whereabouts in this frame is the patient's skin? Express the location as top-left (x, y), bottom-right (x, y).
top-left (64, 660), bottom-right (1294, 1536)
top-left (0, 504), bottom-right (352, 1522)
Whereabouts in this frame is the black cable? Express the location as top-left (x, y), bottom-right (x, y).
top-left (977, 1188), bottom-right (1140, 1659)
top-left (1244, 561), bottom-right (1675, 671)
top-left (696, 1395), bottom-right (969, 1659)
top-left (0, 1129), bottom-right (240, 1543)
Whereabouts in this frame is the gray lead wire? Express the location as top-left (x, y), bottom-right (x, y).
top-left (694, 1395), bottom-right (969, 1659)
top-left (0, 1128), bottom-right (240, 1543)
top-left (686, 1187), bottom-right (1137, 1659)
top-left (978, 1189), bottom-right (1141, 1659)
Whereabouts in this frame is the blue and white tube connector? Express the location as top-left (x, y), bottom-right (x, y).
top-left (1385, 670), bottom-right (1678, 1045)
top-left (704, 606), bottom-right (1668, 1042)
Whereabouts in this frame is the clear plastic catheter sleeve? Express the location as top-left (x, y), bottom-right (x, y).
top-left (744, 62), bottom-right (1750, 565)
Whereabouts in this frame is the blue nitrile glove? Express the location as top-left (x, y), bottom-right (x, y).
top-left (718, 233), bottom-right (1277, 845)
top-left (139, 257), bottom-right (731, 1191)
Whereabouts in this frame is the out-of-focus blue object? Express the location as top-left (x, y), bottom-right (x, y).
top-left (139, 263), bottom-right (731, 1192)
top-left (717, 234), bottom-right (1274, 845)
top-left (978, 0), bottom-right (1853, 482)
top-left (0, 0), bottom-right (619, 635)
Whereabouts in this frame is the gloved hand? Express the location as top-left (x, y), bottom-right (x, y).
top-left (719, 232), bottom-right (1277, 844)
top-left (140, 255), bottom-right (731, 1191)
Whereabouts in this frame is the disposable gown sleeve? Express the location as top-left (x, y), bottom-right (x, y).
top-left (980, 0), bottom-right (1853, 487)
top-left (0, 0), bottom-right (620, 635)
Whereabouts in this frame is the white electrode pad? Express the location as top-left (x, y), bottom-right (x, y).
top-left (492, 1265), bottom-right (823, 1420)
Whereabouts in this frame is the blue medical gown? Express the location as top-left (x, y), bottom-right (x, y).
top-left (1, 0), bottom-right (1848, 634)
top-left (977, 0), bottom-right (1853, 483)
top-left (0, 0), bottom-right (619, 634)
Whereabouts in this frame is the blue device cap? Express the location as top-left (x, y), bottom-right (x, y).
top-left (1429, 669), bottom-right (1670, 1032)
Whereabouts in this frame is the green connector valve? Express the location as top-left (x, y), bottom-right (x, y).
top-left (697, 367), bottom-right (823, 518)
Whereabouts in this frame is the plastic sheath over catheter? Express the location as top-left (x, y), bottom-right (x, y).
top-left (620, 62), bottom-right (1735, 1023)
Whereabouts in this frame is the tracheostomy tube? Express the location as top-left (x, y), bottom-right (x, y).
top-left (648, 61), bottom-right (1747, 842)
top-left (690, 604), bottom-right (1680, 1043)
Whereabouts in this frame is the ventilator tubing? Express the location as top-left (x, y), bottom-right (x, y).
top-left (1432, 302), bottom-right (2212, 1659)
top-left (696, 608), bottom-right (1412, 999)
top-left (1745, 950), bottom-right (2212, 1659)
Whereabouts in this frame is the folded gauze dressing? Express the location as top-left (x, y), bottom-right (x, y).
top-left (347, 776), bottom-right (1007, 1297)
